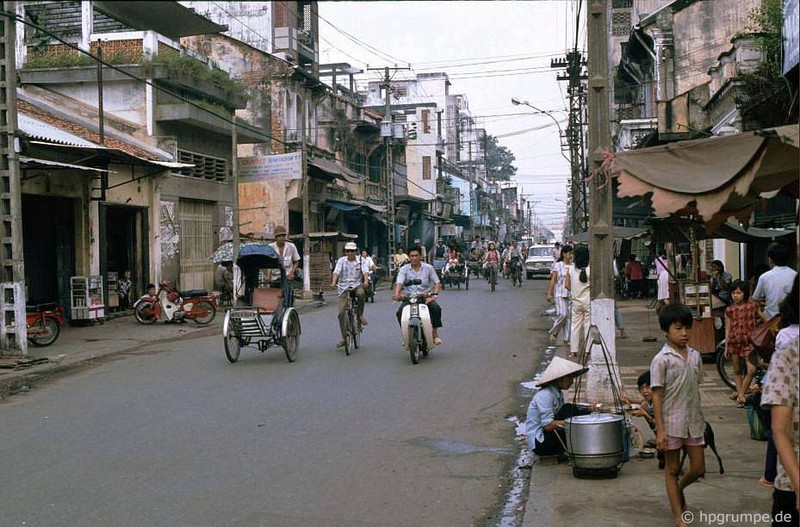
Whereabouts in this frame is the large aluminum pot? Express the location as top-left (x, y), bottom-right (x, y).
top-left (565, 413), bottom-right (625, 470)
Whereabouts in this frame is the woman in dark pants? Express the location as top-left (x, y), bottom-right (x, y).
top-left (524, 356), bottom-right (591, 457)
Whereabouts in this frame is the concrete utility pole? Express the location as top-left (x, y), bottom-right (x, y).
top-left (0, 1), bottom-right (26, 355)
top-left (552, 51), bottom-right (588, 236)
top-left (300, 99), bottom-right (311, 298)
top-left (586, 0), bottom-right (619, 404)
top-left (367, 65), bottom-right (410, 261)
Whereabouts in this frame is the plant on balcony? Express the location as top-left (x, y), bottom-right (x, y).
top-left (144, 52), bottom-right (248, 101)
top-left (24, 48), bottom-right (140, 69)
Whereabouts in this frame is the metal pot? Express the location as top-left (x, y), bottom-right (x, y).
top-left (565, 413), bottom-right (625, 470)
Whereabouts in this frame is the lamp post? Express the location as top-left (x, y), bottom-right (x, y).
top-left (511, 98), bottom-right (569, 163)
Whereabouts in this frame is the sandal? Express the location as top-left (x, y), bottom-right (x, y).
top-left (433, 337), bottom-right (443, 346)
top-left (736, 401), bottom-right (746, 408)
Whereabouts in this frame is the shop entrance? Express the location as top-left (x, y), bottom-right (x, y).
top-left (100, 205), bottom-right (149, 311)
top-left (22, 194), bottom-right (75, 311)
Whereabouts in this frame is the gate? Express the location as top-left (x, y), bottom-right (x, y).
top-left (179, 200), bottom-right (213, 290)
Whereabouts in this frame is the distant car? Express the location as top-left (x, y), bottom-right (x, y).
top-left (525, 244), bottom-right (555, 279)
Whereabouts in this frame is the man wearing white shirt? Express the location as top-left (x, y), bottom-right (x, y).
top-left (331, 242), bottom-right (371, 348)
top-left (753, 243), bottom-right (797, 318)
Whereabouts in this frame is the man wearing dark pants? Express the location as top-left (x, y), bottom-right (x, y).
top-left (393, 245), bottom-right (443, 346)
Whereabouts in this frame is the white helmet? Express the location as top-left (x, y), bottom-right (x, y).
top-left (344, 241), bottom-right (358, 251)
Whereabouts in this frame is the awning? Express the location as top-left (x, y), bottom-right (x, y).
top-left (648, 218), bottom-right (796, 244)
top-left (611, 125), bottom-right (799, 232)
top-left (19, 156), bottom-right (112, 173)
top-left (327, 199), bottom-right (387, 213)
top-left (307, 157), bottom-right (365, 183)
top-left (288, 231), bottom-right (358, 241)
top-left (571, 225), bottom-right (649, 244)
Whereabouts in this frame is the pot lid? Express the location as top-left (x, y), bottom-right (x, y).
top-left (566, 413), bottom-right (623, 424)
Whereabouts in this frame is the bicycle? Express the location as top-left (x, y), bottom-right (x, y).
top-left (342, 288), bottom-right (362, 356)
top-left (509, 258), bottom-right (522, 287)
top-left (715, 339), bottom-right (769, 392)
top-left (487, 263), bottom-right (499, 292)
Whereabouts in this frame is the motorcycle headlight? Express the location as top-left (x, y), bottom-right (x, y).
top-left (714, 316), bottom-right (723, 330)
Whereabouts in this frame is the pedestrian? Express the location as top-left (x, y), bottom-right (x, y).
top-left (656, 252), bottom-right (671, 311)
top-left (625, 254), bottom-right (645, 299)
top-left (709, 260), bottom-right (733, 305)
top-left (524, 356), bottom-right (590, 459)
top-left (545, 244), bottom-right (573, 346)
top-left (118, 270), bottom-right (132, 310)
top-left (760, 276), bottom-right (799, 526)
top-left (651, 303), bottom-right (706, 527)
top-left (214, 261), bottom-right (233, 306)
top-left (566, 245), bottom-right (590, 358)
top-left (269, 225), bottom-right (300, 283)
top-left (724, 280), bottom-right (762, 407)
top-left (552, 242), bottom-right (561, 262)
top-left (752, 243), bottom-right (797, 319)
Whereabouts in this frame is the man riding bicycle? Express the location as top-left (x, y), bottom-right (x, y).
top-left (393, 245), bottom-right (443, 346)
top-left (506, 241), bottom-right (523, 280)
top-left (331, 241), bottom-right (370, 348)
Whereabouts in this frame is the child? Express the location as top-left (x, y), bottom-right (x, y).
top-left (651, 303), bottom-right (706, 527)
top-left (118, 270), bottom-right (132, 310)
top-left (724, 279), bottom-right (760, 407)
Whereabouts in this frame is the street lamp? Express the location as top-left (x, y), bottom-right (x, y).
top-left (511, 97), bottom-right (570, 163)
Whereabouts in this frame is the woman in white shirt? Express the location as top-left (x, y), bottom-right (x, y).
top-left (545, 245), bottom-right (574, 346)
top-left (566, 245), bottom-right (591, 358)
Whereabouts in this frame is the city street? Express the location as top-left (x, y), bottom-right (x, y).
top-left (0, 276), bottom-right (548, 527)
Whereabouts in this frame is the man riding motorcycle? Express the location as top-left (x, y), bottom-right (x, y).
top-left (393, 245), bottom-right (443, 346)
top-left (331, 241), bottom-right (370, 348)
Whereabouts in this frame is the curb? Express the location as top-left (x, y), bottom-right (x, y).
top-left (0, 299), bottom-right (326, 401)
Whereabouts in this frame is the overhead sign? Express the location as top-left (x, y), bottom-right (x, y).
top-left (238, 153), bottom-right (302, 182)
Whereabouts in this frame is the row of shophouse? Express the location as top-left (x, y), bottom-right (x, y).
top-left (605, 0), bottom-right (798, 277)
top-left (1, 1), bottom-right (520, 354)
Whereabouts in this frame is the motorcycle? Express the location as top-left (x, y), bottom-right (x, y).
top-left (134, 281), bottom-right (217, 325)
top-left (26, 302), bottom-right (65, 346)
top-left (399, 293), bottom-right (436, 364)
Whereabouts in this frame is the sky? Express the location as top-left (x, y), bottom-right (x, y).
top-left (317, 1), bottom-right (586, 231)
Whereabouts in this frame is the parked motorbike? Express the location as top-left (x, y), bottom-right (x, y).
top-left (399, 293), bottom-right (436, 364)
top-left (134, 281), bottom-right (217, 325)
top-left (26, 302), bottom-right (65, 346)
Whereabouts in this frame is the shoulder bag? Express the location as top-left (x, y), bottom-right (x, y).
top-left (749, 315), bottom-right (782, 362)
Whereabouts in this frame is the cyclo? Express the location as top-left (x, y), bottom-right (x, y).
top-left (222, 243), bottom-right (301, 363)
top-left (441, 257), bottom-right (469, 290)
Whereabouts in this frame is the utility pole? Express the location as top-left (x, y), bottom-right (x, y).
top-left (300, 99), bottom-right (311, 298)
top-left (586, 0), bottom-right (618, 404)
top-left (0, 1), bottom-right (26, 355)
top-left (552, 50), bottom-right (588, 236)
top-left (367, 65), bottom-right (410, 261)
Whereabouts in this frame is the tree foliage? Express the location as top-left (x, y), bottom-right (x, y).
top-left (739, 0), bottom-right (797, 127)
top-left (484, 134), bottom-right (517, 181)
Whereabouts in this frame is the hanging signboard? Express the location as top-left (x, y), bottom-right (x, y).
top-left (238, 153), bottom-right (302, 182)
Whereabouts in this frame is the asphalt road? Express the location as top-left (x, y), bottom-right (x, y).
top-left (0, 274), bottom-right (550, 527)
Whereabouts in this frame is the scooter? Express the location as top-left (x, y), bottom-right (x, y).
top-left (26, 302), bottom-right (65, 346)
top-left (399, 293), bottom-right (436, 364)
top-left (134, 281), bottom-right (217, 325)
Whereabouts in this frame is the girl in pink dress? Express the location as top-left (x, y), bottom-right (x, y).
top-left (724, 280), bottom-right (761, 407)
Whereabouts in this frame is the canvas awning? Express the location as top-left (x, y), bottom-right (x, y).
top-left (611, 125), bottom-right (799, 232)
top-left (648, 218), bottom-right (796, 244)
top-left (307, 157), bottom-right (365, 183)
top-left (571, 225), bottom-right (649, 244)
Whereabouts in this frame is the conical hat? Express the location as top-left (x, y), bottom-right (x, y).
top-left (535, 356), bottom-right (589, 387)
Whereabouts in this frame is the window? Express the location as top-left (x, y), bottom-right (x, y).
top-left (421, 110), bottom-right (431, 133)
top-left (422, 156), bottom-right (431, 180)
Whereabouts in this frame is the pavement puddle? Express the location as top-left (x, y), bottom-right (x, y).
top-left (408, 437), bottom-right (512, 457)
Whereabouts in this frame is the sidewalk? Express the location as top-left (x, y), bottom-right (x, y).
top-left (0, 296), bottom-right (325, 400)
top-left (522, 299), bottom-right (774, 527)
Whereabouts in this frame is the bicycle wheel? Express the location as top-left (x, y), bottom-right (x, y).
top-left (715, 340), bottom-right (737, 391)
top-left (281, 310), bottom-right (300, 362)
top-left (28, 317), bottom-right (60, 347)
top-left (224, 333), bottom-right (241, 363)
top-left (490, 267), bottom-right (496, 292)
top-left (408, 326), bottom-right (421, 364)
top-left (351, 309), bottom-right (361, 349)
top-left (344, 312), bottom-right (352, 356)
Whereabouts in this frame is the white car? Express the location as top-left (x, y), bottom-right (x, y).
top-left (525, 245), bottom-right (555, 279)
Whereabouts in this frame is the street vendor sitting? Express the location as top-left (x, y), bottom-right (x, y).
top-left (525, 356), bottom-right (591, 458)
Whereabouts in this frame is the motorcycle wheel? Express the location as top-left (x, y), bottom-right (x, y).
top-left (281, 310), bottom-right (300, 363)
top-left (28, 317), bottom-right (60, 347)
top-left (715, 340), bottom-right (737, 391)
top-left (192, 301), bottom-right (216, 325)
top-left (134, 301), bottom-right (157, 325)
top-left (409, 326), bottom-right (421, 364)
top-left (224, 334), bottom-right (241, 363)
top-left (491, 268), bottom-right (496, 292)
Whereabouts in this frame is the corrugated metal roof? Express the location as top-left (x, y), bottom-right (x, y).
top-left (18, 114), bottom-right (97, 148)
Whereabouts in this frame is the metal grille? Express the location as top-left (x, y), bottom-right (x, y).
top-left (612, 11), bottom-right (631, 37)
top-left (178, 200), bottom-right (213, 290)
